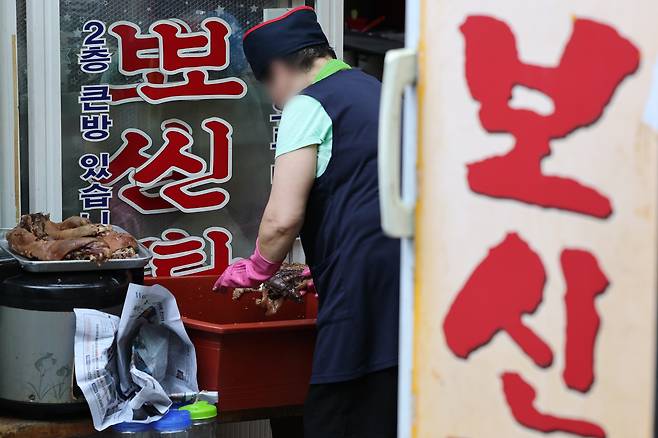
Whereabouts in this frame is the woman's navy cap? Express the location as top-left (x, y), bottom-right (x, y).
top-left (243, 6), bottom-right (329, 80)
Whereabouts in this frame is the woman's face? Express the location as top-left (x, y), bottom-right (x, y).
top-left (264, 60), bottom-right (303, 109)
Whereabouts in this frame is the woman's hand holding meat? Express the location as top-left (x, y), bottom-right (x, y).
top-left (212, 241), bottom-right (282, 293)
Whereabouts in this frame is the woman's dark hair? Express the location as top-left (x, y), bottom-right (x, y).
top-left (282, 43), bottom-right (337, 72)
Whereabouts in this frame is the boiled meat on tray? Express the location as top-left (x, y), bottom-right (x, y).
top-left (6, 213), bottom-right (138, 263)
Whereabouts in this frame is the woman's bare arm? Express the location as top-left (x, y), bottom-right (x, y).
top-left (257, 145), bottom-right (317, 262)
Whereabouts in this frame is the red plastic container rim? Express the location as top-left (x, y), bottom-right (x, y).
top-left (183, 316), bottom-right (317, 335)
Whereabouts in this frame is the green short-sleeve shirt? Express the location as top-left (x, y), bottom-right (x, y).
top-left (274, 59), bottom-right (351, 177)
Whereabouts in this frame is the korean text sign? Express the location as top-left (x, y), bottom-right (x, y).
top-left (413, 1), bottom-right (658, 437)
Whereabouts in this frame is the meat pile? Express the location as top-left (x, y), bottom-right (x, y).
top-left (233, 263), bottom-right (309, 315)
top-left (6, 213), bottom-right (138, 263)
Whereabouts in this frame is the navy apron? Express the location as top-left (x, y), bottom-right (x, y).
top-left (300, 69), bottom-right (401, 384)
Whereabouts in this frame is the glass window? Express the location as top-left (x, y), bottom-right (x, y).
top-left (55, 1), bottom-right (297, 276)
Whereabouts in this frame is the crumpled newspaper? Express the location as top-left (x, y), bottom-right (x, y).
top-left (74, 283), bottom-right (198, 431)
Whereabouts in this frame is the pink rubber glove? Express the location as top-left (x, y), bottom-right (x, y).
top-left (213, 241), bottom-right (282, 293)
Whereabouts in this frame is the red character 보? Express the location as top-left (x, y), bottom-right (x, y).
top-left (108, 18), bottom-right (247, 104)
top-left (461, 16), bottom-right (640, 218)
top-left (142, 227), bottom-right (233, 277)
top-left (443, 232), bottom-right (610, 437)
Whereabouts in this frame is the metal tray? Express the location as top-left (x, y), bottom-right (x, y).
top-left (0, 226), bottom-right (151, 273)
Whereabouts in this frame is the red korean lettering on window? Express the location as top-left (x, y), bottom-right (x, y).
top-left (140, 227), bottom-right (233, 277)
top-left (99, 117), bottom-right (232, 214)
top-left (107, 18), bottom-right (246, 104)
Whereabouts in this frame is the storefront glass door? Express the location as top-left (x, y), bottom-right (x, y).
top-left (12, 0), bottom-right (327, 277)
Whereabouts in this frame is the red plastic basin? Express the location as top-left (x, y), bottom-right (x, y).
top-left (145, 275), bottom-right (317, 412)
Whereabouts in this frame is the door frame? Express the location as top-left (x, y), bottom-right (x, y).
top-left (26, 0), bottom-right (63, 220)
top-left (0, 0), bottom-right (20, 227)
top-left (399, 0), bottom-right (420, 436)
top-left (316, 0), bottom-right (344, 59)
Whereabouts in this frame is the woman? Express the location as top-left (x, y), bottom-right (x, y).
top-left (214, 7), bottom-right (400, 438)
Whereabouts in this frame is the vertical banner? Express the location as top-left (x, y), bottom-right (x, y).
top-left (59, 1), bottom-right (283, 276)
top-left (414, 1), bottom-right (658, 436)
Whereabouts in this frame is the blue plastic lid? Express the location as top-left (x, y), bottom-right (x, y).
top-left (112, 421), bottom-right (151, 432)
top-left (152, 410), bottom-right (192, 432)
